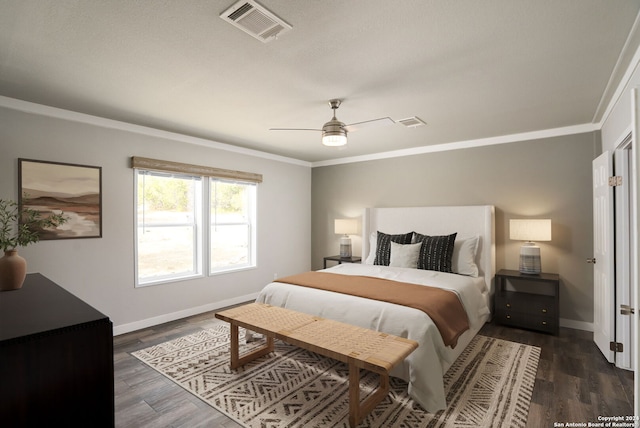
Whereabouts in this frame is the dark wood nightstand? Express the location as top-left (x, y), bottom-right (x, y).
top-left (494, 269), bottom-right (560, 335)
top-left (323, 255), bottom-right (362, 269)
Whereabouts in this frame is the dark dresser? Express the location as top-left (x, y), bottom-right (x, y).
top-left (0, 273), bottom-right (114, 427)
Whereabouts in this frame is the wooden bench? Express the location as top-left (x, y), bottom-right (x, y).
top-left (215, 302), bottom-right (418, 427)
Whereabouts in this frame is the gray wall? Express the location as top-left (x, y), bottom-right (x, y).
top-left (0, 104), bottom-right (312, 334)
top-left (0, 98), bottom-right (601, 330)
top-left (312, 132), bottom-right (599, 326)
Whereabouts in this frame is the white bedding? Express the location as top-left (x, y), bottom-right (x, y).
top-left (255, 263), bottom-right (491, 412)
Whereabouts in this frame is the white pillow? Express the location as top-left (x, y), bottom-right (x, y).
top-left (389, 241), bottom-right (422, 268)
top-left (452, 236), bottom-right (479, 277)
top-left (364, 232), bottom-right (377, 264)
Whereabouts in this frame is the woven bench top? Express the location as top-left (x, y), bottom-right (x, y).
top-left (216, 302), bottom-right (418, 373)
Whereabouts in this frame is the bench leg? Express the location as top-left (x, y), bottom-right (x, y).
top-left (229, 323), bottom-right (274, 369)
top-left (348, 365), bottom-right (390, 428)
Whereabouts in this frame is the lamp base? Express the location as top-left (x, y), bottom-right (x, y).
top-left (339, 236), bottom-right (352, 258)
top-left (519, 243), bottom-right (541, 274)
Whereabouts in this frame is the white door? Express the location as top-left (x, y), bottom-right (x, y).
top-left (592, 151), bottom-right (615, 363)
top-left (614, 146), bottom-right (633, 370)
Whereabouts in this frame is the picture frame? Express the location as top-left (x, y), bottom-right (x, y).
top-left (18, 158), bottom-right (102, 240)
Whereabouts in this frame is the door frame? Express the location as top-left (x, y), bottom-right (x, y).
top-left (631, 88), bottom-right (640, 416)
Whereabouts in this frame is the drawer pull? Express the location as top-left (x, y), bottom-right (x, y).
top-left (541, 309), bottom-right (547, 313)
top-left (542, 321), bottom-right (547, 325)
top-left (506, 315), bottom-right (511, 319)
top-left (506, 303), bottom-right (511, 308)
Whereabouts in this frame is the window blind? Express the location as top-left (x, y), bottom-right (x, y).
top-left (131, 156), bottom-right (263, 184)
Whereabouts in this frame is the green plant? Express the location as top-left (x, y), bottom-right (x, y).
top-left (0, 198), bottom-right (68, 252)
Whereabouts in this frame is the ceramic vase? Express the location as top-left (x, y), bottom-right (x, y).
top-left (0, 249), bottom-right (27, 291)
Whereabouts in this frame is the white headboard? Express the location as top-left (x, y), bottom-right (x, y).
top-left (362, 205), bottom-right (496, 294)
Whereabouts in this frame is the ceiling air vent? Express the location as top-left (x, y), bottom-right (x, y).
top-left (397, 116), bottom-right (427, 128)
top-left (220, 0), bottom-right (292, 43)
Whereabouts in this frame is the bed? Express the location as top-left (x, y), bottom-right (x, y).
top-left (255, 205), bottom-right (495, 412)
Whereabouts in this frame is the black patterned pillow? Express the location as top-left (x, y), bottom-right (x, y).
top-left (414, 232), bottom-right (457, 272)
top-left (373, 231), bottom-right (413, 266)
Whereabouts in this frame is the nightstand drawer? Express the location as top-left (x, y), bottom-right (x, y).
top-left (495, 292), bottom-right (556, 317)
top-left (495, 309), bottom-right (558, 334)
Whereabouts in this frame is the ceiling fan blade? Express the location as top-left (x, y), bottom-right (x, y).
top-left (269, 128), bottom-right (322, 132)
top-left (344, 117), bottom-right (394, 132)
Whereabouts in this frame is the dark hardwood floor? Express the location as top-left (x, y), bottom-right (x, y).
top-left (114, 308), bottom-right (634, 428)
top-left (114, 311), bottom-right (243, 428)
top-left (479, 322), bottom-right (634, 427)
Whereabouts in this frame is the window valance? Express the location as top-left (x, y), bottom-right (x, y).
top-left (131, 156), bottom-right (262, 183)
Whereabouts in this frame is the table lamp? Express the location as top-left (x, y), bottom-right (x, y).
top-left (334, 219), bottom-right (358, 258)
top-left (509, 219), bottom-right (552, 274)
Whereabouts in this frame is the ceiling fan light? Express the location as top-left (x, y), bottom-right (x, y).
top-left (322, 118), bottom-right (347, 147)
top-left (322, 130), bottom-right (347, 146)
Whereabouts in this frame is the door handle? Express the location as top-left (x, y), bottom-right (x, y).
top-left (586, 258), bottom-right (596, 264)
top-left (620, 304), bottom-right (635, 315)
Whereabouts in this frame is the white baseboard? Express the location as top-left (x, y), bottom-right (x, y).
top-left (112, 292), bottom-right (259, 336)
top-left (560, 317), bottom-right (594, 332)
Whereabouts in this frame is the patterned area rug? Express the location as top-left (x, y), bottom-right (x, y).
top-left (132, 325), bottom-right (540, 427)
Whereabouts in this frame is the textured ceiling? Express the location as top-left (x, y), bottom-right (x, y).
top-left (1, 0), bottom-right (639, 163)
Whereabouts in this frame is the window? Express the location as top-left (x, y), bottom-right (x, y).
top-left (136, 171), bottom-right (203, 285)
top-left (210, 179), bottom-right (256, 273)
top-left (133, 157), bottom-right (261, 287)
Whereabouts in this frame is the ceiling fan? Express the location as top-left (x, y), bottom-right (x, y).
top-left (270, 99), bottom-right (394, 146)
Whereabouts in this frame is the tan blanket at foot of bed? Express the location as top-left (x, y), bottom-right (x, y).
top-left (276, 271), bottom-right (469, 348)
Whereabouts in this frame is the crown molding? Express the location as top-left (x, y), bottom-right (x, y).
top-left (312, 123), bottom-right (598, 167)
top-left (593, 10), bottom-right (640, 126)
top-left (0, 96), bottom-right (312, 168)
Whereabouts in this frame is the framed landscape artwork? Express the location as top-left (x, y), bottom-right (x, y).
top-left (19, 159), bottom-right (102, 240)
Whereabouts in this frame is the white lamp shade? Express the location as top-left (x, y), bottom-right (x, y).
top-left (334, 219), bottom-right (358, 235)
top-left (509, 219), bottom-right (552, 242)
